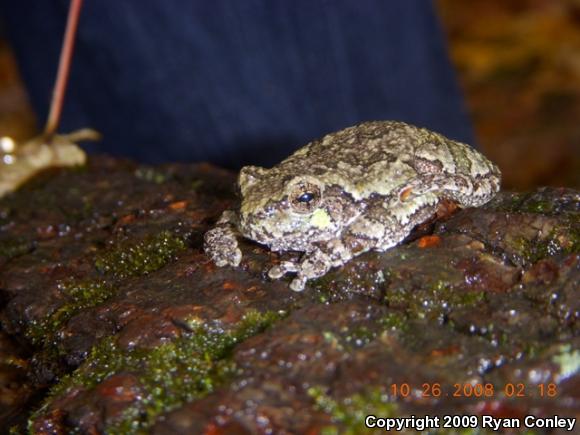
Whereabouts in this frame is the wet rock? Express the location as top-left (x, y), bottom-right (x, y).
top-left (0, 330), bottom-right (34, 430)
top-left (0, 159), bottom-right (578, 433)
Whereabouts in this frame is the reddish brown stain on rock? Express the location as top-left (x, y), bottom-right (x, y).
top-left (417, 235), bottom-right (441, 248)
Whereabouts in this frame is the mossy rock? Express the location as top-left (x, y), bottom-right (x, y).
top-left (0, 159), bottom-right (578, 433)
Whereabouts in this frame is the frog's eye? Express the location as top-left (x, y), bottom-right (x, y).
top-left (289, 181), bottom-right (322, 214)
top-left (297, 192), bottom-right (315, 203)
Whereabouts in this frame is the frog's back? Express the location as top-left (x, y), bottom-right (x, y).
top-left (271, 120), bottom-right (499, 200)
top-left (271, 121), bottom-right (419, 199)
top-left (293, 120), bottom-right (497, 178)
top-left (288, 121), bottom-right (412, 165)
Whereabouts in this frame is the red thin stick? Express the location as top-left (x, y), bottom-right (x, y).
top-left (44, 0), bottom-right (84, 141)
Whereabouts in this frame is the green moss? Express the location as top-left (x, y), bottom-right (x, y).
top-left (26, 231), bottom-right (186, 355)
top-left (35, 310), bottom-right (285, 433)
top-left (322, 330), bottom-right (340, 349)
top-left (520, 199), bottom-right (552, 214)
top-left (344, 326), bottom-right (376, 348)
top-left (452, 290), bottom-right (486, 308)
top-left (553, 344), bottom-right (580, 381)
top-left (311, 259), bottom-right (389, 303)
top-left (386, 280), bottom-right (485, 321)
top-left (26, 279), bottom-right (115, 347)
top-left (490, 193), bottom-right (524, 213)
top-left (308, 386), bottom-right (398, 435)
top-left (491, 192), bottom-right (560, 215)
top-left (308, 387), bottom-right (516, 435)
top-left (512, 218), bottom-right (580, 264)
top-left (378, 311), bottom-right (409, 331)
top-left (567, 218), bottom-right (580, 254)
top-left (190, 179), bottom-right (204, 190)
top-left (134, 167), bottom-right (170, 184)
top-left (513, 236), bottom-right (560, 264)
top-left (321, 314), bottom-right (414, 353)
top-left (523, 341), bottom-right (544, 359)
top-left (94, 231), bottom-right (186, 279)
top-left (310, 274), bottom-right (340, 300)
top-left (0, 237), bottom-right (34, 260)
top-left (505, 195), bottom-right (554, 214)
top-left (516, 192), bottom-right (580, 217)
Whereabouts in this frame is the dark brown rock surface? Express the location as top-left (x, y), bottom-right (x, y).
top-left (0, 157), bottom-right (578, 434)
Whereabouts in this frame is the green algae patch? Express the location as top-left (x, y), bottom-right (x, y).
top-left (0, 237), bottom-right (35, 260)
top-left (490, 189), bottom-right (578, 216)
top-left (308, 387), bottom-right (505, 435)
top-left (386, 280), bottom-right (486, 322)
top-left (26, 279), bottom-right (115, 348)
top-left (34, 309), bottom-right (285, 433)
top-left (378, 311), bottom-right (409, 332)
top-left (94, 230), bottom-right (187, 279)
top-left (308, 387), bottom-right (399, 435)
top-left (25, 231), bottom-right (187, 366)
top-left (495, 194), bottom-right (554, 214)
top-left (309, 254), bottom-right (389, 303)
top-left (510, 217), bottom-right (580, 264)
top-left (134, 166), bottom-right (171, 184)
top-left (553, 344), bottom-right (580, 381)
top-left (323, 326), bottom-right (378, 352)
top-left (343, 325), bottom-right (377, 348)
top-left (321, 309), bottom-right (418, 354)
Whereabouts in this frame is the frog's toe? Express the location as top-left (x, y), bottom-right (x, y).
top-left (268, 261), bottom-right (298, 279)
top-left (268, 265), bottom-right (285, 279)
top-left (289, 275), bottom-right (307, 292)
top-left (226, 247), bottom-right (242, 267)
top-left (210, 247), bottom-right (242, 268)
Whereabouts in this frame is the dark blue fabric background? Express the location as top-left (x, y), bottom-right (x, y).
top-left (0, 0), bottom-right (474, 169)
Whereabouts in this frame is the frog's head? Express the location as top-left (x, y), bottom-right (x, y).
top-left (236, 166), bottom-right (347, 251)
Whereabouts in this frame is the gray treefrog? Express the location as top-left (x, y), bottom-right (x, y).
top-left (204, 121), bottom-right (501, 291)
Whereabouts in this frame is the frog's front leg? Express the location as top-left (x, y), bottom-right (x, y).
top-left (268, 248), bottom-right (334, 292)
top-left (203, 210), bottom-right (242, 267)
top-left (268, 238), bottom-right (359, 292)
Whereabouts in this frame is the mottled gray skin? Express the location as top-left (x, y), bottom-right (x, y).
top-left (204, 121), bottom-right (501, 291)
